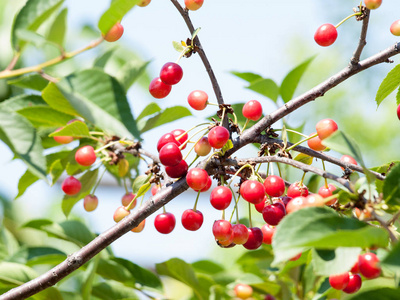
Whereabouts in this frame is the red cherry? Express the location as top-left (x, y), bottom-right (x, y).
top-left (171, 129), bottom-right (188, 149)
top-left (329, 272), bottom-right (350, 290)
top-left (210, 186), bottom-right (232, 210)
top-left (262, 202), bottom-right (286, 226)
top-left (242, 100), bottom-right (263, 121)
top-left (184, 0), bottom-right (204, 11)
top-left (157, 133), bottom-right (180, 152)
top-left (358, 253), bottom-right (381, 279)
top-left (340, 155), bottom-right (357, 170)
top-left (290, 253), bottom-right (302, 261)
top-left (232, 224), bottom-right (249, 245)
top-left (160, 62), bottom-right (183, 85)
top-left (318, 184), bottom-right (337, 205)
top-left (165, 160), bottom-right (188, 178)
top-left (286, 196), bottom-right (306, 214)
top-left (265, 295), bottom-right (276, 300)
top-left (254, 196), bottom-right (267, 213)
top-left (281, 196), bottom-right (292, 207)
top-left (243, 227), bottom-right (263, 250)
top-left (314, 23), bottom-right (338, 47)
top-left (307, 132), bottom-right (326, 151)
top-left (212, 220), bottom-right (233, 241)
top-left (397, 103), bottom-right (400, 120)
top-left (149, 77), bottom-right (172, 99)
top-left (181, 209), bottom-right (203, 231)
top-left (264, 175), bottom-right (285, 197)
top-left (240, 180), bottom-right (266, 204)
top-left (151, 185), bottom-right (160, 196)
top-left (343, 274), bottom-right (362, 294)
top-left (83, 194), bottom-right (98, 212)
top-left (137, 0), bottom-right (151, 7)
top-left (200, 176), bottom-right (212, 192)
top-left (208, 126), bottom-right (230, 149)
top-left (159, 143), bottom-right (182, 166)
top-left (53, 127), bottom-right (73, 144)
top-left (131, 219), bottom-right (146, 233)
top-left (261, 223), bottom-right (276, 245)
top-left (113, 206), bottom-right (130, 222)
top-left (350, 261), bottom-right (360, 274)
top-left (187, 90), bottom-right (208, 110)
top-left (217, 231), bottom-right (235, 247)
top-left (287, 182), bottom-right (309, 198)
top-left (316, 118), bottom-right (338, 140)
top-left (186, 168), bottom-right (209, 191)
top-left (194, 137), bottom-right (212, 156)
top-left (103, 22), bottom-right (124, 42)
top-left (391, 20), bottom-right (400, 36)
top-left (154, 212), bottom-right (176, 234)
top-left (75, 145), bottom-right (96, 166)
top-left (234, 283), bottom-right (253, 299)
top-left (121, 192), bottom-right (137, 208)
top-left (364, 0), bottom-right (382, 10)
top-left (61, 176), bottom-right (81, 195)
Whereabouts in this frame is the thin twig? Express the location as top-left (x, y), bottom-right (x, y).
top-left (372, 210), bottom-right (398, 243)
top-left (5, 53), bottom-right (21, 71)
top-left (350, 8), bottom-right (370, 66)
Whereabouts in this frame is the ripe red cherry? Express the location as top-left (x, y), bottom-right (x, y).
top-left (318, 184), bottom-right (337, 205)
top-left (113, 206), bottom-right (130, 222)
top-left (290, 253), bottom-right (302, 261)
top-left (210, 186), bottom-right (232, 210)
top-left (343, 274), bottom-right (362, 294)
top-left (254, 196), bottom-right (267, 213)
top-left (341, 155), bottom-right (357, 169)
top-left (194, 137), bottom-right (212, 156)
top-left (316, 118), bottom-right (338, 140)
top-left (159, 143), bottom-right (182, 167)
top-left (234, 283), bottom-right (253, 300)
top-left (307, 132), bottom-right (326, 151)
top-left (154, 212), bottom-right (176, 234)
top-left (281, 196), bottom-right (292, 207)
top-left (240, 180), bottom-right (266, 204)
top-left (261, 223), bottom-right (276, 245)
top-left (200, 176), bottom-right (212, 192)
top-left (61, 176), bottom-right (81, 195)
top-left (53, 127), bottom-right (73, 144)
top-left (243, 227), bottom-right (263, 250)
top-left (232, 224), bottom-right (249, 245)
top-left (149, 77), bottom-right (172, 99)
top-left (212, 220), bottom-right (232, 241)
top-left (187, 90), bottom-right (208, 110)
top-left (286, 196), bottom-right (306, 214)
top-left (329, 272), bottom-right (350, 290)
top-left (160, 62), bottom-right (183, 85)
top-left (103, 22), bottom-right (124, 42)
top-left (350, 261), bottom-right (360, 274)
top-left (181, 209), bottom-right (203, 231)
top-left (208, 126), bottom-right (230, 149)
top-left (358, 253), bottom-right (381, 279)
top-left (265, 295), bottom-right (276, 300)
top-left (397, 104), bottom-right (400, 120)
top-left (391, 20), bottom-right (400, 36)
top-left (262, 202), bottom-right (286, 226)
top-left (364, 0), bottom-right (382, 10)
top-left (165, 160), bottom-right (188, 178)
top-left (186, 168), bottom-right (209, 191)
top-left (157, 133), bottom-right (180, 152)
top-left (75, 145), bottom-right (96, 166)
top-left (131, 219), bottom-right (146, 233)
top-left (217, 231), bottom-right (235, 247)
top-left (314, 24), bottom-right (338, 47)
top-left (83, 194), bottom-right (98, 212)
top-left (137, 0), bottom-right (151, 7)
top-left (287, 182), bottom-right (309, 198)
top-left (171, 129), bottom-right (188, 149)
top-left (242, 100), bottom-right (263, 121)
top-left (184, 0), bottom-right (204, 11)
top-left (121, 192), bottom-right (137, 208)
top-left (264, 175), bottom-right (285, 197)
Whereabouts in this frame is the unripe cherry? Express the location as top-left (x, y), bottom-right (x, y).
top-left (61, 176), bottom-right (81, 195)
top-left (184, 0), bottom-right (204, 11)
top-left (113, 206), bottom-right (130, 223)
top-left (234, 283), bottom-right (253, 300)
top-left (187, 90), bottom-right (208, 110)
top-left (316, 118), bottom-right (338, 140)
top-left (53, 127), bottom-right (73, 144)
top-left (286, 196), bottom-right (306, 214)
top-left (232, 224), bottom-right (249, 245)
top-left (391, 20), bottom-right (400, 36)
top-left (121, 192), bottom-right (136, 208)
top-left (194, 137), bottom-right (212, 156)
top-left (307, 132), bottom-right (326, 151)
top-left (103, 22), bottom-right (124, 42)
top-left (131, 219), bottom-right (146, 232)
top-left (212, 220), bottom-right (232, 241)
top-left (75, 145), bottom-right (97, 166)
top-left (83, 194), bottom-right (98, 212)
top-left (137, 0), bottom-right (151, 7)
top-left (318, 184), bottom-right (337, 205)
top-left (364, 0), bottom-right (382, 10)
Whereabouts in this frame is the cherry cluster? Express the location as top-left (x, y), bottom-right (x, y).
top-left (149, 62), bottom-right (184, 99)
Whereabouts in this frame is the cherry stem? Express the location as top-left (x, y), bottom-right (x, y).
top-left (175, 45), bottom-right (192, 64)
top-left (89, 131), bottom-right (105, 136)
top-left (220, 107), bottom-right (226, 124)
top-left (299, 171), bottom-right (307, 186)
top-left (232, 112), bottom-right (238, 125)
top-left (276, 162), bottom-right (282, 178)
top-left (193, 190), bottom-right (201, 211)
top-left (182, 130), bottom-right (209, 161)
top-left (286, 133), bottom-right (317, 152)
top-left (163, 206), bottom-right (166, 214)
top-left (248, 202), bottom-right (253, 228)
top-left (227, 164), bottom-right (253, 188)
top-left (241, 118), bottom-right (250, 132)
top-left (179, 126), bottom-right (208, 150)
top-left (274, 128), bottom-right (308, 138)
top-left (123, 177), bottom-right (129, 194)
top-left (187, 154), bottom-right (199, 168)
top-left (207, 102), bottom-right (219, 106)
top-left (91, 167), bottom-right (107, 195)
top-left (335, 12), bottom-right (362, 28)
top-left (95, 140), bottom-right (122, 154)
top-left (321, 160), bottom-right (328, 188)
top-left (222, 209), bottom-right (225, 220)
top-left (228, 188), bottom-right (240, 223)
top-left (323, 194), bottom-right (339, 204)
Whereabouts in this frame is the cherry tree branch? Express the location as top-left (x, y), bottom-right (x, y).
top-left (350, 7), bottom-right (370, 66)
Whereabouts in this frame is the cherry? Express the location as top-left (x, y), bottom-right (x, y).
top-left (212, 220), bottom-right (233, 241)
top-left (151, 184), bottom-right (160, 196)
top-left (364, 0), bottom-right (382, 10)
top-left (103, 22), bottom-right (124, 42)
top-left (217, 231), bottom-right (235, 247)
top-left (397, 103), bottom-right (400, 120)
top-left (137, 0), bottom-right (151, 7)
top-left (75, 145), bottom-right (96, 166)
top-left (234, 283), bottom-right (253, 300)
top-left (343, 274), bottom-right (362, 294)
top-left (61, 176), bottom-right (81, 195)
top-left (243, 227), bottom-right (263, 250)
top-left (149, 77), bottom-right (172, 99)
top-left (262, 202), bottom-right (286, 226)
top-left (314, 24), bottom-right (338, 47)
top-left (350, 261), bottom-right (360, 274)
top-left (290, 253), bottom-right (302, 261)
top-left (208, 126), bottom-right (230, 149)
top-left (265, 295), bottom-right (276, 300)
top-left (121, 192), bottom-right (137, 208)
top-left (131, 219), bottom-right (146, 232)
top-left (181, 209), bottom-right (203, 231)
top-left (232, 224), bottom-right (249, 245)
top-left (200, 176), bottom-right (212, 192)
top-left (318, 184), bottom-right (337, 205)
top-left (242, 100), bottom-right (263, 121)
top-left (307, 132), bottom-right (326, 151)
top-left (286, 196), bottom-right (306, 214)
top-left (341, 155), bottom-right (357, 170)
top-left (210, 186), bottom-right (232, 210)
top-left (329, 272), bottom-right (350, 290)
top-left (194, 137), bottom-right (212, 156)
top-left (157, 133), bottom-right (180, 152)
top-left (165, 160), bottom-right (188, 178)
top-left (113, 206), bottom-right (130, 222)
top-left (154, 212), bottom-right (176, 234)
top-left (83, 194), bottom-right (98, 212)
top-left (354, 207), bottom-right (372, 219)
top-left (281, 196), bottom-right (292, 207)
top-left (186, 168), bottom-right (209, 191)
top-left (171, 129), bottom-right (188, 149)
top-left (184, 0), bottom-right (204, 11)
top-left (159, 143), bottom-right (182, 166)
top-left (264, 175), bottom-right (285, 197)
top-left (261, 223), bottom-right (276, 245)
top-left (160, 62), bottom-right (183, 85)
top-left (287, 182), bottom-right (309, 198)
top-left (391, 20), bottom-right (400, 36)
top-left (358, 252), bottom-right (381, 279)
top-left (304, 194), bottom-right (325, 207)
top-left (240, 180), bottom-right (266, 204)
top-left (187, 90), bottom-right (208, 110)
top-left (254, 196), bottom-right (267, 213)
top-left (53, 127), bottom-right (73, 144)
top-left (316, 118), bottom-right (338, 140)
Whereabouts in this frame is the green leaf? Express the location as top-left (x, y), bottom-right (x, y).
top-left (347, 287), bottom-right (400, 300)
top-left (25, 247), bottom-right (67, 266)
top-left (98, 0), bottom-right (140, 35)
top-left (92, 281), bottom-right (139, 300)
top-left (15, 29), bottom-right (57, 49)
top-left (294, 153), bottom-right (313, 165)
top-left (0, 94), bottom-right (46, 112)
top-left (15, 169), bottom-right (39, 199)
top-left (56, 69), bottom-right (140, 139)
top-left (132, 174), bottom-right (151, 195)
top-left (172, 41), bottom-right (184, 52)
top-left (0, 109), bottom-right (47, 181)
top-left (246, 78), bottom-right (279, 102)
top-left (137, 102), bottom-right (161, 121)
top-left (47, 8), bottom-right (67, 46)
top-left (17, 106), bottom-right (73, 127)
top-left (42, 83), bottom-right (80, 116)
top-left (272, 207), bottom-right (389, 265)
top-left (280, 56), bottom-right (316, 103)
top-left (192, 260), bottom-right (224, 275)
top-left (49, 121), bottom-right (91, 138)
top-left (97, 258), bottom-right (134, 284)
top-left (93, 48), bottom-right (117, 69)
top-left (0, 227), bottom-right (20, 261)
top-left (11, 0), bottom-right (64, 51)
top-left (306, 174), bottom-right (321, 194)
top-left (7, 75), bottom-right (49, 91)
top-left (117, 60), bottom-right (150, 91)
top-left (381, 241), bottom-right (400, 273)
top-left (311, 248), bottom-right (361, 276)
top-left (191, 27), bottom-right (201, 41)
top-left (230, 71), bottom-right (263, 83)
top-left (138, 106), bottom-right (191, 133)
top-left (383, 164), bottom-right (400, 205)
top-left (397, 86), bottom-right (400, 105)
top-left (0, 262), bottom-right (37, 285)
top-left (221, 140), bottom-right (233, 156)
top-left (376, 64), bottom-right (400, 107)
top-left (82, 255), bottom-right (99, 300)
top-left (62, 169), bottom-right (99, 217)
